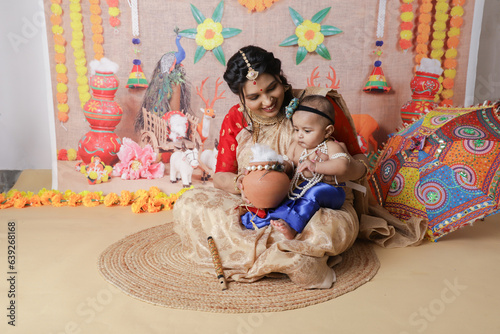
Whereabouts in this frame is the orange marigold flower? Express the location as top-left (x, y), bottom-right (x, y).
top-left (55, 53), bottom-right (66, 64)
top-left (90, 5), bottom-right (102, 15)
top-left (107, 0), bottom-right (119, 7)
top-left (416, 34), bottom-right (429, 44)
top-left (91, 25), bottom-right (103, 34)
top-left (447, 36), bottom-right (460, 48)
top-left (67, 193), bottom-right (82, 207)
top-left (51, 14), bottom-right (62, 25)
top-left (440, 99), bottom-right (453, 107)
top-left (119, 190), bottom-right (132, 206)
top-left (401, 22), bottom-right (413, 31)
top-left (51, 193), bottom-right (67, 207)
top-left (416, 44), bottom-right (428, 54)
top-left (131, 197), bottom-right (148, 213)
top-left (56, 92), bottom-right (68, 104)
top-left (415, 54), bottom-right (426, 65)
top-left (41, 190), bottom-right (57, 205)
top-left (420, 3), bottom-right (433, 13)
top-left (419, 13), bottom-right (432, 24)
top-left (82, 192), bottom-right (101, 207)
top-left (51, 0), bottom-right (62, 4)
top-left (29, 195), bottom-right (42, 207)
top-left (109, 17), bottom-right (120, 27)
top-left (399, 39), bottom-right (412, 50)
top-left (442, 78), bottom-right (455, 89)
top-left (401, 4), bottom-right (413, 12)
top-left (452, 0), bottom-right (465, 5)
top-left (92, 34), bottom-right (104, 44)
top-left (148, 186), bottom-right (161, 197)
top-left (14, 197), bottom-right (28, 209)
top-left (58, 111), bottom-right (69, 123)
top-left (0, 198), bottom-right (14, 209)
top-left (418, 24), bottom-right (431, 35)
top-left (104, 193), bottom-right (119, 207)
top-left (56, 72), bottom-right (68, 84)
top-left (93, 44), bottom-right (104, 54)
top-left (444, 58), bottom-right (457, 69)
top-left (450, 16), bottom-right (463, 28)
top-left (90, 14), bottom-right (102, 25)
top-left (147, 198), bottom-right (163, 213)
top-left (53, 34), bottom-right (65, 45)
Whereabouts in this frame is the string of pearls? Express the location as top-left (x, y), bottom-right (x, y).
top-left (288, 141), bottom-right (328, 200)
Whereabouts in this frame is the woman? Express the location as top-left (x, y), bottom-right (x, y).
top-left (172, 45), bottom-right (368, 289)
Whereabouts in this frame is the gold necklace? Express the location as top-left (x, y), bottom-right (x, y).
top-left (248, 112), bottom-right (285, 143)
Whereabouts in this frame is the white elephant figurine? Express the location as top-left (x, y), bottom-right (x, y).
top-left (170, 147), bottom-right (199, 187)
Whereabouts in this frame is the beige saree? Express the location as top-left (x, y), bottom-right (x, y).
top-left (173, 111), bottom-right (359, 289)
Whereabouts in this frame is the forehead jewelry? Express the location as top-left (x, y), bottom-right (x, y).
top-left (239, 50), bottom-right (259, 84)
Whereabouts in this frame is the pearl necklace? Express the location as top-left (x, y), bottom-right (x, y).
top-left (288, 141), bottom-right (328, 200)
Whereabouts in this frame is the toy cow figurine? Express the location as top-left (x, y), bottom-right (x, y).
top-left (170, 144), bottom-right (199, 187)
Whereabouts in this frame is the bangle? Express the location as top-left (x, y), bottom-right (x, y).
top-left (234, 173), bottom-right (243, 192)
top-left (357, 159), bottom-right (370, 181)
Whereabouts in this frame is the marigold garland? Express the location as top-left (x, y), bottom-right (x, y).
top-left (238, 0), bottom-right (280, 12)
top-left (106, 0), bottom-right (120, 28)
top-left (50, 0), bottom-right (70, 123)
top-left (70, 0), bottom-right (91, 108)
top-left (0, 186), bottom-right (192, 213)
top-left (399, 0), bottom-right (414, 51)
top-left (414, 0), bottom-right (433, 67)
top-left (89, 0), bottom-right (104, 60)
top-left (430, 0), bottom-right (450, 103)
top-left (440, 0), bottom-right (465, 106)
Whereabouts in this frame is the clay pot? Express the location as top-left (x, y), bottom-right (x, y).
top-left (242, 161), bottom-right (290, 209)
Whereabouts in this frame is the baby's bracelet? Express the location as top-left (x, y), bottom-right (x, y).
top-left (233, 173), bottom-right (243, 192)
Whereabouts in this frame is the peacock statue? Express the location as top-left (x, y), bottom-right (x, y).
top-left (135, 27), bottom-right (192, 132)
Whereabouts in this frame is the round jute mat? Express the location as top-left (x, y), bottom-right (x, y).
top-left (98, 223), bottom-right (380, 313)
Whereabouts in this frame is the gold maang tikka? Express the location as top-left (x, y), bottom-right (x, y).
top-left (239, 50), bottom-right (259, 84)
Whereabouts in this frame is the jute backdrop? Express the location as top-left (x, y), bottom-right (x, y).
top-left (44, 0), bottom-right (476, 193)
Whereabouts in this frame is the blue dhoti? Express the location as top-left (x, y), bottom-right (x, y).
top-left (241, 181), bottom-right (346, 233)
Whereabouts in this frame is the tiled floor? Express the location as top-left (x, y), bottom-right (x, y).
top-left (0, 170), bottom-right (22, 193)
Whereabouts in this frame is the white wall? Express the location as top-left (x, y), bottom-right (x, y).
top-left (1, 0), bottom-right (498, 171)
top-left (0, 0), bottom-right (54, 170)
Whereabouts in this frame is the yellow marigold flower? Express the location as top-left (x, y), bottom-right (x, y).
top-left (54, 44), bottom-right (65, 54)
top-left (109, 7), bottom-right (120, 16)
top-left (431, 39), bottom-right (444, 50)
top-left (441, 89), bottom-right (454, 99)
top-left (400, 12), bottom-right (414, 22)
top-left (431, 49), bottom-right (445, 59)
top-left (56, 63), bottom-right (67, 74)
top-left (52, 25), bottom-right (63, 35)
top-left (51, 3), bottom-right (62, 15)
top-left (444, 69), bottom-right (457, 79)
top-left (76, 66), bottom-right (88, 76)
top-left (58, 104), bottom-right (69, 113)
top-left (70, 3), bottom-right (81, 12)
top-left (196, 18), bottom-right (224, 51)
top-left (448, 27), bottom-right (460, 37)
top-left (451, 6), bottom-right (464, 17)
top-left (71, 39), bottom-right (84, 49)
top-left (445, 48), bottom-right (458, 59)
top-left (400, 30), bottom-right (413, 40)
top-left (296, 20), bottom-right (324, 52)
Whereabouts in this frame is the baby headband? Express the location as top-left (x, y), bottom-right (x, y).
top-left (295, 105), bottom-right (335, 125)
top-left (239, 49), bottom-right (259, 82)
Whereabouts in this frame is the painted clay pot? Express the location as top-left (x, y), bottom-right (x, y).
top-left (401, 71), bottom-right (440, 123)
top-left (242, 161), bottom-right (290, 209)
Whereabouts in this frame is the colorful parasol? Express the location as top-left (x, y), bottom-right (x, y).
top-left (369, 105), bottom-right (500, 241)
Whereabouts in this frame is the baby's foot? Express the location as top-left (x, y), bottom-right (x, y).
top-left (271, 219), bottom-right (297, 240)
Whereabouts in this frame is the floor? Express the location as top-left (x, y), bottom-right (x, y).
top-left (1, 170), bottom-right (499, 334)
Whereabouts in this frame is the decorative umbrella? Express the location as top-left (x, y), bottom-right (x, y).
top-left (369, 105), bottom-right (500, 241)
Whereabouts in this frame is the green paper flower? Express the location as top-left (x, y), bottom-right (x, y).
top-left (179, 1), bottom-right (242, 65)
top-left (280, 7), bottom-right (342, 65)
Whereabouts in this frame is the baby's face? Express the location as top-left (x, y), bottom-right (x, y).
top-left (292, 110), bottom-right (329, 149)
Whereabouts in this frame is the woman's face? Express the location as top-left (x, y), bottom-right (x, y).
top-left (241, 73), bottom-right (285, 118)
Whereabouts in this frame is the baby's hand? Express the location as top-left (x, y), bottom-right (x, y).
top-left (297, 159), bottom-right (316, 173)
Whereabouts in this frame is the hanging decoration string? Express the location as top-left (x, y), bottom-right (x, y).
top-left (50, 0), bottom-right (70, 123)
top-left (125, 0), bottom-right (147, 88)
top-left (430, 0), bottom-right (450, 103)
top-left (106, 0), bottom-right (121, 30)
top-left (69, 0), bottom-right (91, 108)
top-left (363, 0), bottom-right (391, 93)
top-left (440, 0), bottom-right (465, 106)
top-left (414, 0), bottom-right (433, 68)
top-left (399, 0), bottom-right (414, 51)
top-left (89, 0), bottom-right (104, 60)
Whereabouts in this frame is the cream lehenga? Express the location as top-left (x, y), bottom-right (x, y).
top-left (172, 107), bottom-right (359, 289)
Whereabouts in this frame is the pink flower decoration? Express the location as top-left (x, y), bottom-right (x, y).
top-left (113, 138), bottom-right (165, 180)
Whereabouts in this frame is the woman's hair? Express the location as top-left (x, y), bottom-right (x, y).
top-left (223, 45), bottom-right (294, 112)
